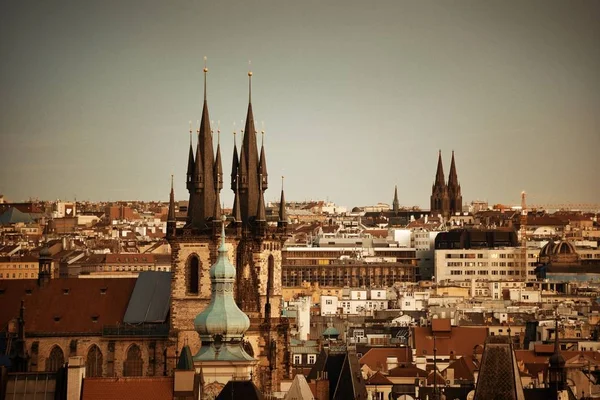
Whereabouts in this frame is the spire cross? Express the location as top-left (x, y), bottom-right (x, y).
top-left (203, 56), bottom-right (208, 101)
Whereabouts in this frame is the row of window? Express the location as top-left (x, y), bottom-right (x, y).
top-left (46, 344), bottom-right (144, 377)
top-left (0, 264), bottom-right (37, 269)
top-left (0, 272), bottom-right (38, 279)
top-left (292, 354), bottom-right (316, 365)
top-left (450, 270), bottom-right (536, 276)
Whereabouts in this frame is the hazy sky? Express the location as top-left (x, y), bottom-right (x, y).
top-left (1, 1), bottom-right (599, 209)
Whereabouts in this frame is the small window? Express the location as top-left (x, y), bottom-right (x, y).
top-left (63, 289), bottom-right (70, 295)
top-left (100, 288), bottom-right (107, 295)
top-left (53, 316), bottom-right (61, 322)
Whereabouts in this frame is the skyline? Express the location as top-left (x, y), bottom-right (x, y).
top-left (1, 1), bottom-right (599, 208)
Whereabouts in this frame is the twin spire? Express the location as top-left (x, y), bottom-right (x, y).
top-left (172, 60), bottom-right (286, 234)
top-left (430, 150), bottom-right (462, 217)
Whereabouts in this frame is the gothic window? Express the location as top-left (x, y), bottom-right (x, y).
top-left (46, 345), bottom-right (64, 372)
top-left (188, 255), bottom-right (200, 295)
top-left (267, 255), bottom-right (275, 297)
top-left (86, 345), bottom-right (103, 377)
top-left (123, 344), bottom-right (143, 376)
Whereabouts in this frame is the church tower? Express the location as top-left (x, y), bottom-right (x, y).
top-left (430, 151), bottom-right (450, 218)
top-left (167, 65), bottom-right (290, 394)
top-left (447, 151), bottom-right (463, 216)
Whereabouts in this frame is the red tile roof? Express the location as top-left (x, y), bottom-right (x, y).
top-left (413, 326), bottom-right (488, 357)
top-left (82, 377), bottom-right (173, 400)
top-left (0, 278), bottom-right (136, 334)
top-left (366, 371), bottom-right (393, 385)
top-left (388, 364), bottom-right (427, 377)
top-left (359, 347), bottom-right (413, 371)
top-left (431, 318), bottom-right (451, 333)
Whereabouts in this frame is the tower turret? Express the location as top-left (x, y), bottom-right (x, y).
top-left (430, 150), bottom-right (450, 217)
top-left (392, 185), bottom-right (400, 214)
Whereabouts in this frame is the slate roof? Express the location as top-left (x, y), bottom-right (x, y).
top-left (216, 380), bottom-right (263, 400)
top-left (0, 278), bottom-right (136, 334)
top-left (81, 377), bottom-right (173, 400)
top-left (0, 208), bottom-right (34, 225)
top-left (123, 271), bottom-right (171, 324)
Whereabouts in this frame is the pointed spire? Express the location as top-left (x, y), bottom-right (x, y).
top-left (393, 185), bottom-right (400, 213)
top-left (214, 128), bottom-right (223, 191)
top-left (203, 56), bottom-right (208, 101)
top-left (231, 129), bottom-right (239, 191)
top-left (248, 62), bottom-right (252, 103)
top-left (435, 150), bottom-right (445, 186)
top-left (448, 150), bottom-right (459, 187)
top-left (168, 175), bottom-right (176, 222)
top-left (186, 122), bottom-right (195, 191)
top-left (259, 129), bottom-right (268, 191)
top-left (278, 176), bottom-right (287, 225)
top-left (213, 188), bottom-right (221, 221)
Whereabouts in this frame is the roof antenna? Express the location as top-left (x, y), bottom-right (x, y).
top-left (203, 56), bottom-right (208, 101)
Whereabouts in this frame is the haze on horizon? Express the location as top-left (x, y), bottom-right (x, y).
top-left (1, 1), bottom-right (599, 209)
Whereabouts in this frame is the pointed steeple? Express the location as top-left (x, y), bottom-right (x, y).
top-left (447, 150), bottom-right (462, 216)
top-left (238, 69), bottom-right (261, 227)
top-left (189, 59), bottom-right (217, 228)
top-left (548, 315), bottom-right (566, 391)
top-left (231, 130), bottom-right (239, 191)
top-left (278, 176), bottom-right (287, 228)
top-left (448, 150), bottom-right (458, 187)
top-left (214, 128), bottom-right (223, 191)
top-left (259, 130), bottom-right (268, 191)
top-left (168, 175), bottom-right (176, 222)
top-left (186, 123), bottom-right (195, 192)
top-left (392, 185), bottom-right (400, 213)
top-left (434, 150), bottom-right (445, 186)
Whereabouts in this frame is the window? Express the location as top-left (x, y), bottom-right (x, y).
top-left (293, 354), bottom-right (302, 364)
top-left (326, 299), bottom-right (333, 305)
top-left (308, 354), bottom-right (316, 364)
top-left (123, 344), bottom-right (143, 376)
top-left (86, 345), bottom-right (103, 377)
top-left (188, 255), bottom-right (200, 295)
top-left (46, 346), bottom-right (65, 372)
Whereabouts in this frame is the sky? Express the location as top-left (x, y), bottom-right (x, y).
top-left (1, 1), bottom-right (599, 209)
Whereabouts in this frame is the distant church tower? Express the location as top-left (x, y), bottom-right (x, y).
top-left (430, 151), bottom-right (462, 218)
top-left (447, 151), bottom-right (463, 216)
top-left (167, 65), bottom-right (289, 394)
top-left (430, 151), bottom-right (450, 218)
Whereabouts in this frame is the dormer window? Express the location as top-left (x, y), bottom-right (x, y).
top-left (100, 288), bottom-right (107, 295)
top-left (53, 316), bottom-right (61, 322)
top-left (63, 289), bottom-right (70, 295)
top-left (25, 289), bottom-right (33, 295)
top-left (91, 315), bottom-right (99, 323)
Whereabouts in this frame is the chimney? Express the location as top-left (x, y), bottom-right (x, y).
top-left (446, 367), bottom-right (454, 386)
top-left (67, 356), bottom-right (85, 400)
top-left (386, 356), bottom-right (398, 371)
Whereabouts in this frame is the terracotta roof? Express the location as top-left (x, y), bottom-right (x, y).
top-left (82, 377), bottom-right (173, 400)
top-left (426, 370), bottom-right (446, 385)
top-left (366, 371), bottom-right (393, 385)
top-left (446, 355), bottom-right (477, 381)
top-left (0, 278), bottom-right (136, 334)
top-left (359, 347), bottom-right (413, 371)
top-left (431, 318), bottom-right (451, 333)
top-left (413, 326), bottom-right (488, 357)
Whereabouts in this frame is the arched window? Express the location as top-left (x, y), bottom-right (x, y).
top-left (267, 255), bottom-right (275, 297)
top-left (46, 345), bottom-right (64, 372)
top-left (86, 345), bottom-right (103, 377)
top-left (188, 255), bottom-right (200, 294)
top-left (123, 344), bottom-right (143, 376)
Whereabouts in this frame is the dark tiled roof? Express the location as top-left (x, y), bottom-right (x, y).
top-left (216, 380), bottom-right (263, 400)
top-left (359, 347), bottom-right (413, 371)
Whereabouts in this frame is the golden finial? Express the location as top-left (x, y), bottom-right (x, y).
top-left (217, 120), bottom-right (221, 144)
top-left (281, 175), bottom-right (284, 190)
top-left (203, 56), bottom-right (208, 73)
top-left (203, 56), bottom-right (208, 101)
top-left (196, 120), bottom-right (200, 134)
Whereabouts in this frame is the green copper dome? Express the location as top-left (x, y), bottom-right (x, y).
top-left (194, 217), bottom-right (250, 341)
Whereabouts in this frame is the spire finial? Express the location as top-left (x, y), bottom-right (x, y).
top-left (171, 174), bottom-right (174, 190)
top-left (189, 121), bottom-right (192, 145)
top-left (217, 120), bottom-right (221, 145)
top-left (248, 60), bottom-right (252, 103)
top-left (196, 120), bottom-right (200, 135)
top-left (281, 175), bottom-right (284, 190)
top-left (203, 56), bottom-right (208, 101)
